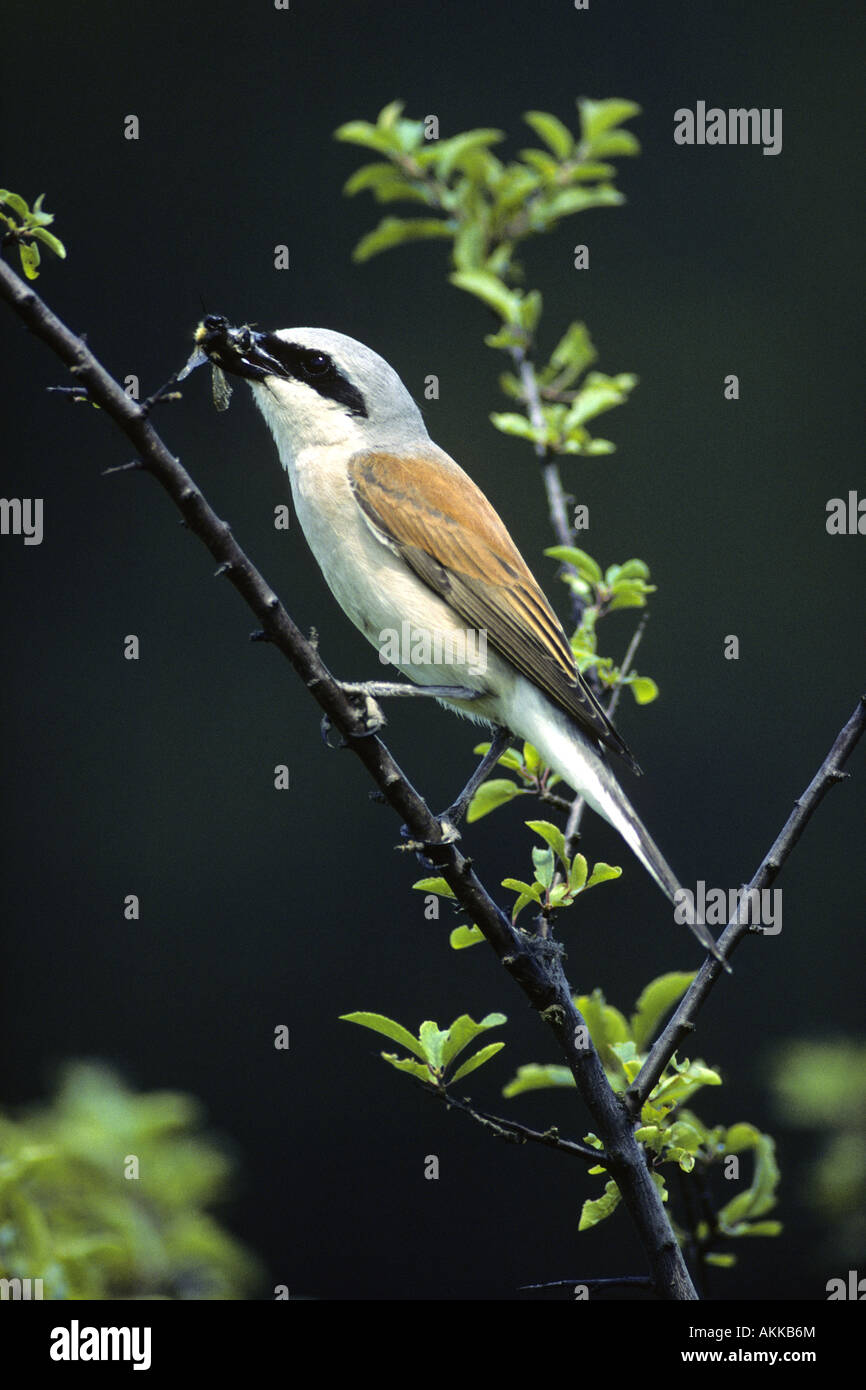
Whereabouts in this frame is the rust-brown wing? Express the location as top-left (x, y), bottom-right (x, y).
top-left (347, 447), bottom-right (640, 772)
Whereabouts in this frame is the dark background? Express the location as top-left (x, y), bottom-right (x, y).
top-left (1, 0), bottom-right (863, 1302)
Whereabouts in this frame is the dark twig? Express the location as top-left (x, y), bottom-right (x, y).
top-left (440, 1091), bottom-right (604, 1164)
top-left (521, 1274), bottom-right (653, 1293)
top-left (511, 344), bottom-right (586, 632)
top-left (625, 693), bottom-right (866, 1114)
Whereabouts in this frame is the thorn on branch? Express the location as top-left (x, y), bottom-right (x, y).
top-left (46, 384), bottom-right (95, 405)
top-left (140, 374), bottom-right (184, 415)
top-left (101, 460), bottom-right (144, 477)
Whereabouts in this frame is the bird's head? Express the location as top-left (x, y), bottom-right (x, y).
top-left (191, 316), bottom-right (427, 455)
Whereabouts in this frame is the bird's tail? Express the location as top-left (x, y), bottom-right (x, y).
top-left (510, 685), bottom-right (726, 966)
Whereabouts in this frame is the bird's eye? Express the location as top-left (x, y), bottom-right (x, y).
top-left (301, 350), bottom-right (330, 377)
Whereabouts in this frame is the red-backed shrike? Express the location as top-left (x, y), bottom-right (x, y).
top-left (188, 317), bottom-right (720, 961)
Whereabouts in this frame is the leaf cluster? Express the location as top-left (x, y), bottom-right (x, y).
top-left (0, 189), bottom-right (66, 280)
top-left (503, 977), bottom-right (781, 1257)
top-left (335, 97), bottom-right (639, 274)
top-left (340, 1011), bottom-right (507, 1089)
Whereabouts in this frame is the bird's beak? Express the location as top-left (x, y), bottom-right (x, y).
top-left (192, 315), bottom-right (286, 383)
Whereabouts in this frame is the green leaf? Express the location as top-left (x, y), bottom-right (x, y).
top-left (585, 862), bottom-right (622, 889)
top-left (30, 226), bottom-right (66, 258)
top-left (549, 321), bottom-right (597, 378)
top-left (651, 1170), bottom-right (669, 1203)
top-left (666, 1120), bottom-right (704, 1153)
top-left (590, 130), bottom-right (641, 158)
top-left (441, 1012), bottom-right (506, 1069)
top-left (518, 289), bottom-right (543, 332)
top-left (526, 819), bottom-right (568, 867)
top-left (522, 742), bottom-right (541, 772)
top-left (19, 241), bottom-right (40, 279)
top-left (565, 162), bottom-right (616, 182)
top-left (343, 162), bottom-right (427, 204)
top-left (453, 218), bottom-right (488, 272)
top-left (412, 877), bottom-right (456, 898)
top-left (544, 545), bottom-right (602, 585)
top-left (0, 189), bottom-right (30, 217)
top-left (563, 372), bottom-right (637, 430)
top-left (531, 845), bottom-right (555, 890)
top-left (628, 675), bottom-right (659, 705)
top-left (518, 149), bottom-right (560, 179)
top-left (449, 925), bottom-right (485, 950)
top-left (635, 1124), bottom-right (662, 1144)
top-left (467, 777), bottom-right (525, 821)
top-left (376, 99), bottom-right (405, 128)
top-left (578, 437), bottom-right (616, 456)
top-left (704, 1252), bottom-right (737, 1268)
top-left (651, 1060), bottom-right (722, 1107)
top-left (501, 878), bottom-right (543, 919)
top-left (449, 270), bottom-right (522, 323)
top-left (725, 1122), bottom-right (761, 1152)
top-left (579, 1179), bottom-right (621, 1230)
top-left (419, 1020), bottom-right (449, 1069)
top-left (489, 412), bottom-right (542, 442)
top-left (578, 97), bottom-right (642, 145)
top-left (503, 1063), bottom-right (575, 1097)
top-left (523, 110), bottom-right (574, 159)
top-left (532, 185), bottom-right (622, 223)
top-left (630, 973), bottom-right (696, 1050)
top-left (333, 120), bottom-right (398, 155)
top-left (473, 742), bottom-right (525, 772)
top-left (568, 854), bottom-right (588, 892)
top-left (576, 990), bottom-right (630, 1068)
top-left (382, 1055), bottom-right (437, 1084)
top-left (353, 216), bottom-right (452, 262)
top-left (432, 128), bottom-right (504, 179)
top-left (501, 877), bottom-right (542, 899)
top-left (29, 194), bottom-right (54, 225)
top-left (610, 1040), bottom-right (640, 1068)
top-left (616, 559), bottom-right (651, 581)
top-left (340, 1011), bottom-right (427, 1060)
top-left (450, 1041), bottom-right (506, 1084)
top-left (608, 583), bottom-right (652, 611)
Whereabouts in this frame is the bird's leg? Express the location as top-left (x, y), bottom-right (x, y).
top-left (398, 725), bottom-right (512, 854)
top-left (338, 680), bottom-right (482, 702)
top-left (335, 681), bottom-right (483, 739)
top-left (438, 726), bottom-right (512, 834)
top-left (321, 680), bottom-right (483, 743)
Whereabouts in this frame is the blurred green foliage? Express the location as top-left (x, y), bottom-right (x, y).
top-left (770, 1039), bottom-right (866, 1260)
top-left (335, 98), bottom-right (641, 458)
top-left (0, 1063), bottom-right (262, 1299)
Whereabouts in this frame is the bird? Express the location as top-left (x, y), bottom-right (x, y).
top-left (187, 316), bottom-right (722, 962)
